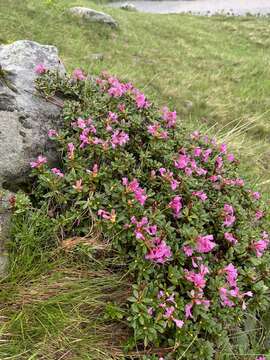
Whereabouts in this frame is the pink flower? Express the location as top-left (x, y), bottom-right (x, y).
top-left (162, 106), bottom-right (177, 128)
top-left (30, 155), bottom-right (47, 168)
top-left (219, 143), bottom-right (227, 154)
top-left (174, 154), bottom-right (190, 169)
top-left (255, 210), bottom-right (264, 220)
top-left (72, 68), bottom-right (86, 81)
top-left (224, 204), bottom-right (234, 214)
top-left (108, 111), bottom-right (118, 122)
top-left (223, 214), bottom-right (236, 227)
top-left (185, 270), bottom-right (206, 289)
top-left (195, 167), bottom-right (207, 176)
top-left (256, 356), bottom-right (266, 360)
top-left (216, 156), bottom-right (223, 171)
top-left (73, 179), bottom-right (83, 192)
top-left (123, 179), bottom-right (147, 206)
top-left (72, 117), bottom-right (87, 129)
top-left (223, 264), bottom-right (238, 287)
top-left (147, 123), bottom-right (159, 136)
top-left (147, 307), bottom-right (154, 316)
top-left (164, 306), bottom-right (175, 318)
top-left (87, 164), bottom-right (99, 177)
top-left (170, 179), bottom-right (179, 190)
top-left (192, 191), bottom-right (207, 202)
top-left (190, 131), bottom-right (200, 140)
top-left (251, 191), bottom-right (261, 200)
top-left (134, 187), bottom-right (147, 206)
top-left (108, 87), bottom-right (123, 97)
top-left (202, 149), bottom-right (212, 163)
top-left (67, 143), bottom-right (75, 160)
top-left (219, 287), bottom-right (235, 307)
top-left (48, 129), bottom-right (58, 137)
top-left (224, 232), bottom-right (237, 245)
top-left (194, 147), bottom-right (202, 157)
top-left (185, 167), bottom-right (193, 176)
top-left (196, 235), bottom-right (216, 253)
top-left (252, 238), bottom-right (269, 257)
top-left (51, 168), bottom-right (64, 177)
top-left (173, 318), bottom-right (184, 328)
top-left (35, 63), bottom-right (46, 74)
top-left (209, 175), bottom-right (219, 182)
top-left (234, 178), bottom-right (244, 186)
top-left (223, 204), bottom-right (236, 227)
top-left (169, 196), bottom-right (182, 218)
top-left (118, 103), bottom-right (126, 112)
top-left (98, 209), bottom-right (116, 223)
top-left (126, 178), bottom-right (140, 192)
top-left (111, 130), bottom-right (129, 148)
top-left (227, 153), bottom-right (235, 162)
top-left (145, 240), bottom-right (172, 264)
top-left (183, 245), bottom-right (193, 257)
top-left (135, 92), bottom-right (150, 109)
top-left (185, 303), bottom-right (194, 319)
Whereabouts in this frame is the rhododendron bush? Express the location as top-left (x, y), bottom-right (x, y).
top-left (29, 67), bottom-right (270, 359)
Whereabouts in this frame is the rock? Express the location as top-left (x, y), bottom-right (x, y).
top-left (88, 53), bottom-right (104, 61)
top-left (120, 3), bottom-right (137, 11)
top-left (0, 40), bottom-right (65, 188)
top-left (0, 191), bottom-right (12, 275)
top-left (68, 7), bottom-right (118, 27)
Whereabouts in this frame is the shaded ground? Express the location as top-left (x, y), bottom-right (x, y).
top-left (109, 0), bottom-right (270, 15)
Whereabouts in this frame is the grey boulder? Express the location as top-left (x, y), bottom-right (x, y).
top-left (0, 40), bottom-right (65, 188)
top-left (120, 3), bottom-right (137, 11)
top-left (68, 7), bottom-right (118, 27)
top-left (0, 191), bottom-right (13, 276)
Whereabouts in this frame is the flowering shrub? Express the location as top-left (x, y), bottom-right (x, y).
top-left (30, 66), bottom-right (270, 359)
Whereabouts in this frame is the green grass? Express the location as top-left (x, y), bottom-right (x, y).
top-left (1, 0), bottom-right (270, 358)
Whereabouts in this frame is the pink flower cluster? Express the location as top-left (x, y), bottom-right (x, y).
top-left (145, 238), bottom-right (172, 264)
top-left (98, 209), bottom-right (116, 222)
top-left (159, 167), bottom-right (179, 190)
top-left (157, 291), bottom-right (184, 328)
top-left (72, 117), bottom-right (93, 130)
top-left (129, 217), bottom-right (171, 264)
top-left (147, 123), bottom-right (168, 139)
top-left (86, 164), bottom-right (99, 177)
top-left (48, 129), bottom-right (58, 138)
top-left (107, 76), bottom-right (133, 98)
top-left (219, 263), bottom-right (253, 309)
top-left (72, 179), bottom-right (83, 192)
top-left (174, 151), bottom-right (207, 177)
top-left (192, 191), bottom-right (208, 202)
top-left (51, 168), bottom-right (64, 177)
top-left (185, 264), bottom-right (209, 289)
top-left (67, 143), bottom-right (75, 160)
top-left (252, 231), bottom-right (269, 257)
top-left (162, 106), bottom-right (177, 128)
top-left (35, 63), bottom-right (46, 74)
top-left (224, 232), bottom-right (237, 245)
top-left (184, 264), bottom-right (210, 319)
top-left (122, 178), bottom-right (147, 206)
top-left (196, 235), bottom-right (216, 253)
top-left (111, 130), bottom-right (129, 148)
top-left (134, 90), bottom-right (151, 109)
top-left (223, 204), bottom-right (236, 227)
top-left (30, 155), bottom-right (47, 168)
top-left (72, 68), bottom-right (86, 81)
top-left (130, 216), bottom-right (157, 240)
top-left (169, 196), bottom-right (182, 218)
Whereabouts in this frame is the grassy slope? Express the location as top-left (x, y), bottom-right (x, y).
top-left (1, 1), bottom-right (270, 358)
